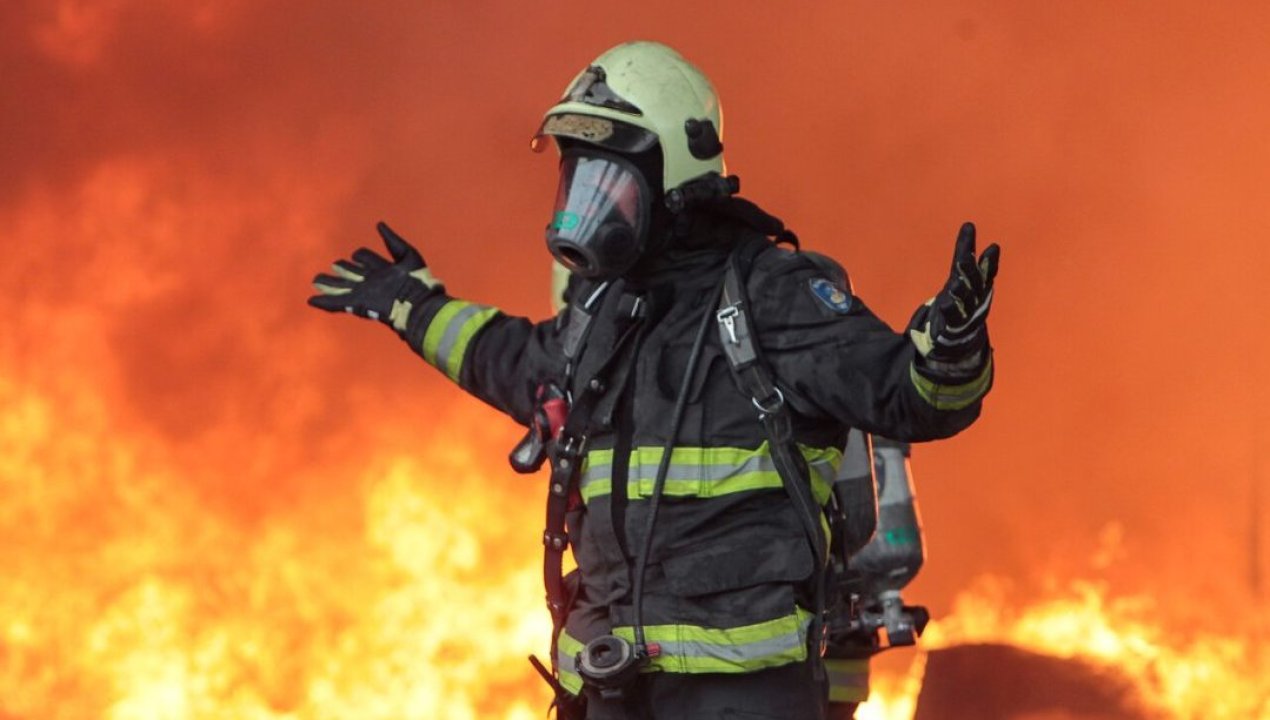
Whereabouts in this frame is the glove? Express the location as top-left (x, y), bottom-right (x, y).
top-left (908, 222), bottom-right (1000, 376)
top-left (308, 222), bottom-right (444, 332)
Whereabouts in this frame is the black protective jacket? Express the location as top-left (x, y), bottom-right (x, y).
top-left (400, 208), bottom-right (991, 693)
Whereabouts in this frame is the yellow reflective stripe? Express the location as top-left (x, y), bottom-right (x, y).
top-left (579, 448), bottom-right (614, 503)
top-left (909, 355), bottom-right (993, 410)
top-left (825, 657), bottom-right (870, 701)
top-left (802, 446), bottom-right (840, 506)
top-left (443, 306), bottom-right (498, 381)
top-left (578, 444), bottom-right (840, 504)
top-left (613, 608), bottom-right (812, 674)
top-left (580, 478), bottom-right (612, 503)
top-left (420, 300), bottom-right (499, 382)
top-left (556, 629), bottom-right (585, 695)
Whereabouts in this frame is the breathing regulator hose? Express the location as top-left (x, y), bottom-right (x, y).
top-left (630, 279), bottom-right (725, 654)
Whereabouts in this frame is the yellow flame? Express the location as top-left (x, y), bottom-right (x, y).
top-left (0, 368), bottom-right (553, 719)
top-left (855, 652), bottom-right (926, 720)
top-left (858, 576), bottom-right (1270, 720)
top-left (5, 153), bottom-right (1266, 720)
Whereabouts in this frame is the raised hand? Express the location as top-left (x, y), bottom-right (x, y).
top-left (908, 222), bottom-right (1000, 374)
top-left (308, 222), bottom-right (443, 331)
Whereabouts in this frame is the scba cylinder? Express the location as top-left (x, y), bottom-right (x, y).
top-left (849, 437), bottom-right (925, 596)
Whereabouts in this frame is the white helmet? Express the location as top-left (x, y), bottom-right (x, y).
top-left (534, 42), bottom-right (727, 278)
top-left (532, 40), bottom-right (725, 193)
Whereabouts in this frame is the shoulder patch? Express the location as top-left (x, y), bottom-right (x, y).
top-left (808, 277), bottom-right (853, 313)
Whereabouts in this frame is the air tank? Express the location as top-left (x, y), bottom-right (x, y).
top-left (848, 436), bottom-right (927, 645)
top-left (851, 437), bottom-right (925, 590)
top-left (832, 429), bottom-right (879, 560)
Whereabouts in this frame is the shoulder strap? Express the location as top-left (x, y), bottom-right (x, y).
top-left (508, 280), bottom-right (613, 474)
top-left (561, 280), bottom-right (612, 385)
top-left (716, 238), bottom-right (781, 408)
top-left (715, 237), bottom-right (830, 662)
top-left (715, 242), bottom-right (825, 560)
top-left (541, 287), bottom-right (644, 679)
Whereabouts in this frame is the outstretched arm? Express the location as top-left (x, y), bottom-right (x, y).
top-left (756, 222), bottom-right (1000, 441)
top-left (308, 222), bottom-right (563, 425)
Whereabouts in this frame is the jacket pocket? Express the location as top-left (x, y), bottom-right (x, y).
top-left (661, 535), bottom-right (813, 597)
top-left (654, 342), bottom-right (722, 403)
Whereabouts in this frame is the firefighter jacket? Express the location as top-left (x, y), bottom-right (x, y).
top-left (398, 213), bottom-right (992, 695)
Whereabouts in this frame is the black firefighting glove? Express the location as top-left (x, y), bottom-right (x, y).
top-left (907, 222), bottom-right (1000, 377)
top-left (308, 222), bottom-right (444, 332)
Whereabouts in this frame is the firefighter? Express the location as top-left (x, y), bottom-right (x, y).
top-left (309, 41), bottom-right (999, 720)
top-left (548, 269), bottom-right (922, 720)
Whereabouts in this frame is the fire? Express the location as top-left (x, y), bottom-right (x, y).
top-left (855, 654), bottom-right (927, 720)
top-left (7, 3), bottom-right (1270, 717)
top-left (2, 159), bottom-right (1262, 719)
top-left (0, 368), bottom-right (555, 719)
top-left (0, 159), bottom-right (554, 717)
top-left (856, 575), bottom-right (1270, 720)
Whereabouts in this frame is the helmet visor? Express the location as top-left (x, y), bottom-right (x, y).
top-left (546, 152), bottom-right (651, 278)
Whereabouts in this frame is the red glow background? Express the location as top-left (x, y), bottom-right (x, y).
top-left (4, 1), bottom-right (1269, 717)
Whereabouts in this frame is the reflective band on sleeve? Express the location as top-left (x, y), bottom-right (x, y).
top-left (556, 630), bottom-right (585, 695)
top-left (613, 608), bottom-right (812, 674)
top-left (578, 443), bottom-right (840, 505)
top-left (824, 657), bottom-right (871, 703)
top-left (420, 300), bottom-right (499, 382)
top-left (909, 355), bottom-right (993, 411)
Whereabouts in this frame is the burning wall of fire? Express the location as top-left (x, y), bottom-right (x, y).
top-left (4, 1), bottom-right (1270, 718)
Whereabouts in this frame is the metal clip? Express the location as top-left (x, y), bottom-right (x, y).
top-left (717, 305), bottom-right (740, 345)
top-left (557, 432), bottom-right (588, 461)
top-left (752, 388), bottom-right (786, 416)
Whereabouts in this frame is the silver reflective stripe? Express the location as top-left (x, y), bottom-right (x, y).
top-left (806, 457), bottom-right (838, 504)
top-left (556, 644), bottom-right (579, 675)
top-left (434, 303), bottom-right (490, 372)
top-left (653, 623), bottom-right (806, 665)
top-left (629, 456), bottom-right (770, 483)
top-left (825, 664), bottom-right (869, 688)
top-left (615, 610), bottom-right (813, 673)
top-left (581, 445), bottom-right (840, 504)
top-left (557, 631), bottom-right (584, 694)
top-left (825, 657), bottom-right (870, 702)
top-left (579, 459), bottom-right (612, 503)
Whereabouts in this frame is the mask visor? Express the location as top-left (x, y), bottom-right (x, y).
top-left (546, 152), bottom-right (650, 279)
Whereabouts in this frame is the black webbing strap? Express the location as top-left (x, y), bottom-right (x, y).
top-left (543, 290), bottom-right (643, 672)
top-left (715, 239), bottom-right (830, 661)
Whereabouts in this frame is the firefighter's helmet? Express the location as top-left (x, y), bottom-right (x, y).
top-left (532, 40), bottom-right (724, 194)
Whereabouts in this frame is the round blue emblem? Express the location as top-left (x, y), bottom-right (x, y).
top-left (808, 278), bottom-right (853, 313)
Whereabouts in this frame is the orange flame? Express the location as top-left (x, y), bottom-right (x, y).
top-left (3, 155), bottom-right (1266, 720)
top-left (853, 573), bottom-right (1270, 720)
top-left (8, 2), bottom-right (1270, 718)
top-left (0, 370), bottom-right (555, 719)
top-left (1, 156), bottom-right (556, 718)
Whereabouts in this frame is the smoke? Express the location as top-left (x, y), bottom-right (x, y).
top-left (4, 2), bottom-right (1270, 709)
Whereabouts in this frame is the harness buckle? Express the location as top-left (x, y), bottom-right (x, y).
top-left (556, 432), bottom-right (587, 460)
top-left (716, 305), bottom-right (740, 345)
top-left (752, 387), bottom-right (786, 417)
